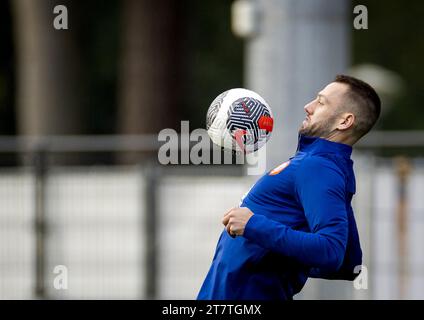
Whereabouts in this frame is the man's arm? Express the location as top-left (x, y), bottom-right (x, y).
top-left (225, 157), bottom-right (349, 272)
top-left (309, 203), bottom-right (362, 280)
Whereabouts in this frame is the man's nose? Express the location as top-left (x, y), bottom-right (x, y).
top-left (304, 101), bottom-right (314, 114)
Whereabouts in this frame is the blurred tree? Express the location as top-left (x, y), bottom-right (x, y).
top-left (117, 0), bottom-right (181, 135)
top-left (6, 0), bottom-right (243, 139)
top-left (75, 0), bottom-right (119, 134)
top-left (12, 0), bottom-right (84, 135)
top-left (0, 0), bottom-right (15, 135)
top-left (180, 0), bottom-right (244, 129)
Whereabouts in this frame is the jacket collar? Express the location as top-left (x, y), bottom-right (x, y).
top-left (296, 134), bottom-right (352, 158)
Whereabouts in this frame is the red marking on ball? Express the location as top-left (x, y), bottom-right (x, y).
top-left (234, 129), bottom-right (247, 151)
top-left (258, 116), bottom-right (274, 132)
top-left (241, 102), bottom-right (250, 114)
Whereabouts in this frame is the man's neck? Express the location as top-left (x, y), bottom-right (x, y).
top-left (322, 131), bottom-right (355, 146)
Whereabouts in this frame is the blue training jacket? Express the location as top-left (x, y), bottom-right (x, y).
top-left (197, 134), bottom-right (362, 300)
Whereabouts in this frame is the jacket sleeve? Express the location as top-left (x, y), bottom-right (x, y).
top-left (243, 156), bottom-right (349, 272)
top-left (309, 204), bottom-right (362, 280)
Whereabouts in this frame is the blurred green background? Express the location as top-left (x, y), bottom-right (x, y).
top-left (1, 0), bottom-right (422, 136)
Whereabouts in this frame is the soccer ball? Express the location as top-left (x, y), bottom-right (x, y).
top-left (206, 88), bottom-right (274, 154)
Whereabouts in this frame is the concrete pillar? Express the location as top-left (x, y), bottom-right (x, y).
top-left (245, 0), bottom-right (351, 169)
top-left (241, 0), bottom-right (352, 299)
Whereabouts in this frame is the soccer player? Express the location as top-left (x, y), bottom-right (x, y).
top-left (197, 75), bottom-right (381, 300)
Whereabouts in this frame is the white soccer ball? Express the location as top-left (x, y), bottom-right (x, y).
top-left (206, 88), bottom-right (274, 154)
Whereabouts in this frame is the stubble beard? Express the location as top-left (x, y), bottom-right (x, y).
top-left (298, 114), bottom-right (339, 139)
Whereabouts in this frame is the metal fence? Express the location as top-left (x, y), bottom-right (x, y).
top-left (0, 133), bottom-right (423, 299)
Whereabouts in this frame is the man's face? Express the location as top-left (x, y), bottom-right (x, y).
top-left (299, 82), bottom-right (349, 138)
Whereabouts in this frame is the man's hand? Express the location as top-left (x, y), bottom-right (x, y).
top-left (222, 207), bottom-right (254, 237)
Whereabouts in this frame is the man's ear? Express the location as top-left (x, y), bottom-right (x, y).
top-left (337, 113), bottom-right (355, 131)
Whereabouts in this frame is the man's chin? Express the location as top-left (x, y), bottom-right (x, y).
top-left (299, 120), bottom-right (311, 135)
top-left (298, 126), bottom-right (310, 136)
top-left (299, 127), bottom-right (320, 138)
